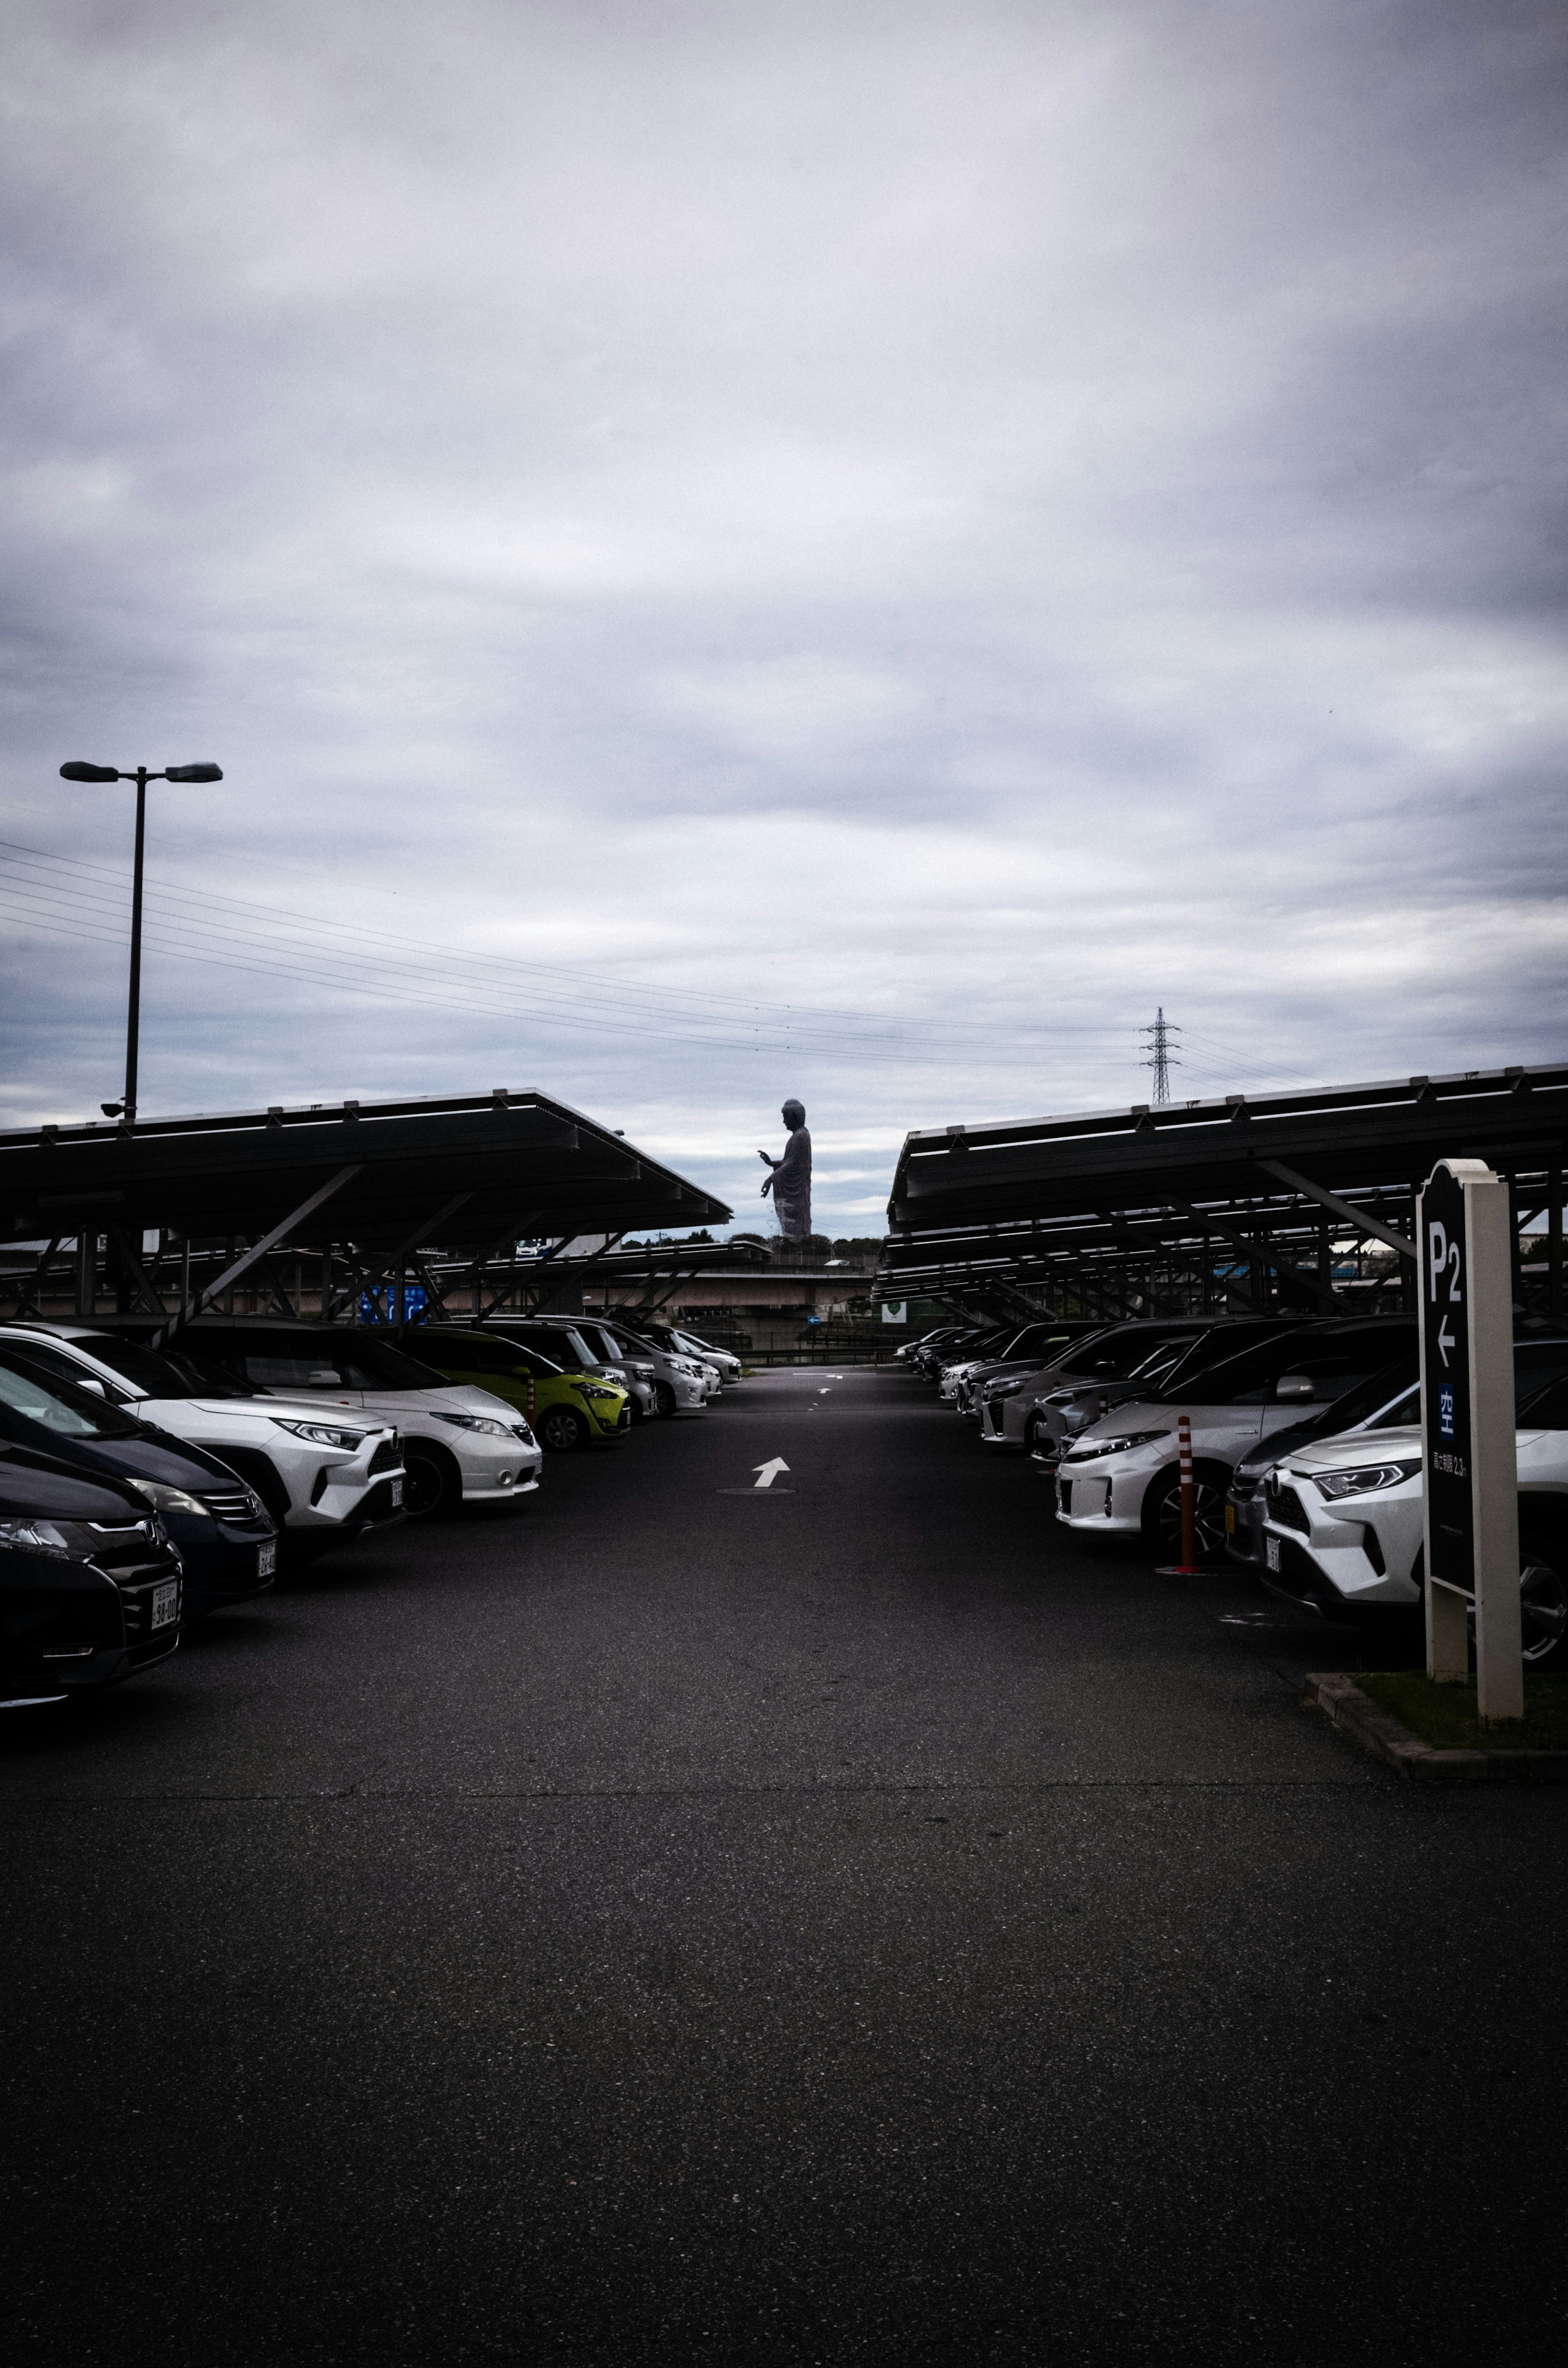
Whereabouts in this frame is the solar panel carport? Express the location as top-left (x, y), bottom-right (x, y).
top-left (880, 1064), bottom-right (1568, 1322)
top-left (0, 1089), bottom-right (733, 1333)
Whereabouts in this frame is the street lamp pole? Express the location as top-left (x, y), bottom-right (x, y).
top-left (59, 759), bottom-right (224, 1128)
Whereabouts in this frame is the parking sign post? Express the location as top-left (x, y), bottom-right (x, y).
top-left (1418, 1157), bottom-right (1522, 1720)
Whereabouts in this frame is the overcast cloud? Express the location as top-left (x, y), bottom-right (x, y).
top-left (2, 0), bottom-right (1564, 1231)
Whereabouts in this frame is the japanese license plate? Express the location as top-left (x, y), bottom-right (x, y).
top-left (390, 1476), bottom-right (404, 1509)
top-left (151, 1580), bottom-right (179, 1630)
top-left (1265, 1535), bottom-right (1281, 1572)
top-left (258, 1541), bottom-right (277, 1578)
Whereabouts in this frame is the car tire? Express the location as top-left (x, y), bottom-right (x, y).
top-left (539, 1405), bottom-right (590, 1453)
top-left (1142, 1463), bottom-right (1229, 1563)
top-left (404, 1443), bottom-right (462, 1519)
top-left (653, 1381), bottom-right (677, 1419)
top-left (1519, 1521), bottom-right (1568, 1668)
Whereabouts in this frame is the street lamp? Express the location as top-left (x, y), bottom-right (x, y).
top-left (59, 760), bottom-right (224, 1128)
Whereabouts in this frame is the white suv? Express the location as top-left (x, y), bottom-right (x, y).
top-left (0, 1323), bottom-right (405, 1550)
top-left (1256, 1366), bottom-right (1568, 1666)
top-left (177, 1322), bottom-right (542, 1519)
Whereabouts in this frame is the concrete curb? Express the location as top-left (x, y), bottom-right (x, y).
top-left (1305, 1672), bottom-right (1568, 1784)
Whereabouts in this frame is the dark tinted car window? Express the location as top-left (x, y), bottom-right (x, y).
top-left (480, 1336), bottom-right (566, 1377)
top-left (1516, 1365), bottom-right (1568, 1427)
top-left (0, 1351), bottom-right (147, 1441)
top-left (421, 1333), bottom-right (517, 1376)
top-left (71, 1334), bottom-right (258, 1400)
top-left (1164, 1323), bottom-right (1416, 1407)
top-left (198, 1329), bottom-right (448, 1391)
top-left (508, 1326), bottom-right (590, 1370)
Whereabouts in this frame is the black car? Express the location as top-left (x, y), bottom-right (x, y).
top-left (1, 1443), bottom-right (183, 1701)
top-left (0, 1347), bottom-right (277, 1619)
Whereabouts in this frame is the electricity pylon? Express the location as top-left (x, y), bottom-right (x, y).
top-left (1141, 1007), bottom-right (1181, 1104)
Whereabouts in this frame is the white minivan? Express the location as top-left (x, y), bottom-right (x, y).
top-left (180, 1321), bottom-right (542, 1518)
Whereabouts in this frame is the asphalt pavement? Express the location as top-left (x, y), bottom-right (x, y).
top-left (4, 1367), bottom-right (1566, 2365)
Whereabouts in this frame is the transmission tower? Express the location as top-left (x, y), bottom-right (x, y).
top-left (1141, 1007), bottom-right (1181, 1104)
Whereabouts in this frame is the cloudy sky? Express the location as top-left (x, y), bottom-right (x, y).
top-left (2, 0), bottom-right (1564, 1233)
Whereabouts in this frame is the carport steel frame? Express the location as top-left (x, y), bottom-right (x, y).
top-left (878, 1064), bottom-right (1568, 1323)
top-left (0, 1088), bottom-right (733, 1338)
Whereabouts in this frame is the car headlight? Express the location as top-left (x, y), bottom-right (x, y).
top-left (273, 1419), bottom-right (366, 1450)
top-left (1065, 1429), bottom-right (1172, 1462)
top-left (433, 1412), bottom-right (513, 1438)
top-left (1312, 1459), bottom-right (1422, 1500)
top-left (0, 1517), bottom-right (76, 1558)
top-left (577, 1384), bottom-right (620, 1402)
top-left (985, 1379), bottom-right (1026, 1400)
top-left (125, 1479), bottom-right (208, 1517)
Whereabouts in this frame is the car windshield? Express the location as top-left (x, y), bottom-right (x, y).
top-left (0, 1350), bottom-right (147, 1440)
top-left (1155, 1322), bottom-right (1416, 1407)
top-left (69, 1333), bottom-right (261, 1400)
top-left (1051, 1325), bottom-right (1201, 1381)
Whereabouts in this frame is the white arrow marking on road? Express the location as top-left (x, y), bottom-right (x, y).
top-left (753, 1458), bottom-right (791, 1489)
top-left (818, 1388), bottom-right (831, 1394)
top-left (1438, 1315), bottom-right (1455, 1368)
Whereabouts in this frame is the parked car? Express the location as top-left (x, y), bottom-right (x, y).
top-left (1055, 1317), bottom-right (1417, 1561)
top-left (945, 1320), bottom-right (1118, 1415)
top-left (480, 1317), bottom-right (658, 1425)
top-left (589, 1321), bottom-right (710, 1417)
top-left (633, 1324), bottom-right (743, 1385)
top-left (1229, 1333), bottom-right (1568, 1576)
top-left (1, 1443), bottom-right (183, 1700)
top-left (177, 1322), bottom-right (542, 1519)
top-left (412, 1328), bottom-right (630, 1452)
top-left (1254, 1354), bottom-right (1568, 1664)
top-left (0, 1322), bottom-right (406, 1559)
top-left (914, 1326), bottom-right (999, 1380)
top-left (991, 1318), bottom-right (1286, 1460)
top-left (0, 1345), bottom-right (277, 1619)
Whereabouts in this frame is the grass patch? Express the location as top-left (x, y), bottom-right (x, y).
top-left (1352, 1670), bottom-right (1568, 1751)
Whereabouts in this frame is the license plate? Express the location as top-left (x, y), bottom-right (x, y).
top-left (151, 1580), bottom-right (179, 1630)
top-left (390, 1476), bottom-right (403, 1509)
top-left (1265, 1535), bottom-right (1281, 1572)
top-left (258, 1541), bottom-right (277, 1577)
top-left (1225, 1504), bottom-right (1235, 1535)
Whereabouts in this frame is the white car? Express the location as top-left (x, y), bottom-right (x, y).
top-left (1256, 1368), bottom-right (1568, 1666)
top-left (646, 1326), bottom-right (743, 1386)
top-left (594, 1323), bottom-right (709, 1416)
top-left (0, 1322), bottom-right (406, 1549)
top-left (1055, 1318), bottom-right (1417, 1561)
top-left (179, 1322), bottom-right (542, 1518)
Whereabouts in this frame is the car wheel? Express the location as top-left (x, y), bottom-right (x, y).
top-left (1519, 1528), bottom-right (1568, 1668)
top-left (653, 1381), bottom-right (677, 1418)
top-left (539, 1405), bottom-right (590, 1453)
top-left (404, 1444), bottom-right (461, 1518)
top-left (1143, 1466), bottom-right (1228, 1563)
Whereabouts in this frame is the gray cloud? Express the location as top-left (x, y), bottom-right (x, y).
top-left (2, 0), bottom-right (1565, 1230)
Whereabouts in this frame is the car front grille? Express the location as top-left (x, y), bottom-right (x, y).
top-left (368, 1435), bottom-right (401, 1476)
top-left (987, 1403), bottom-right (1006, 1434)
top-left (198, 1488), bottom-right (260, 1524)
top-left (1264, 1476), bottom-right (1312, 1535)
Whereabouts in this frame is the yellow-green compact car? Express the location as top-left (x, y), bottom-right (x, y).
top-left (414, 1327), bottom-right (630, 1453)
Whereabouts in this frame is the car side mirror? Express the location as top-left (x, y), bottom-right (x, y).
top-left (1276, 1374), bottom-right (1316, 1402)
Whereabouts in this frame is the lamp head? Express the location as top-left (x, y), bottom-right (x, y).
top-left (60, 761), bottom-right (121, 783)
top-left (164, 763), bottom-right (223, 783)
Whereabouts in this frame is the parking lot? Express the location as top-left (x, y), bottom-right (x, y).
top-left (3, 1363), bottom-right (1565, 2365)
